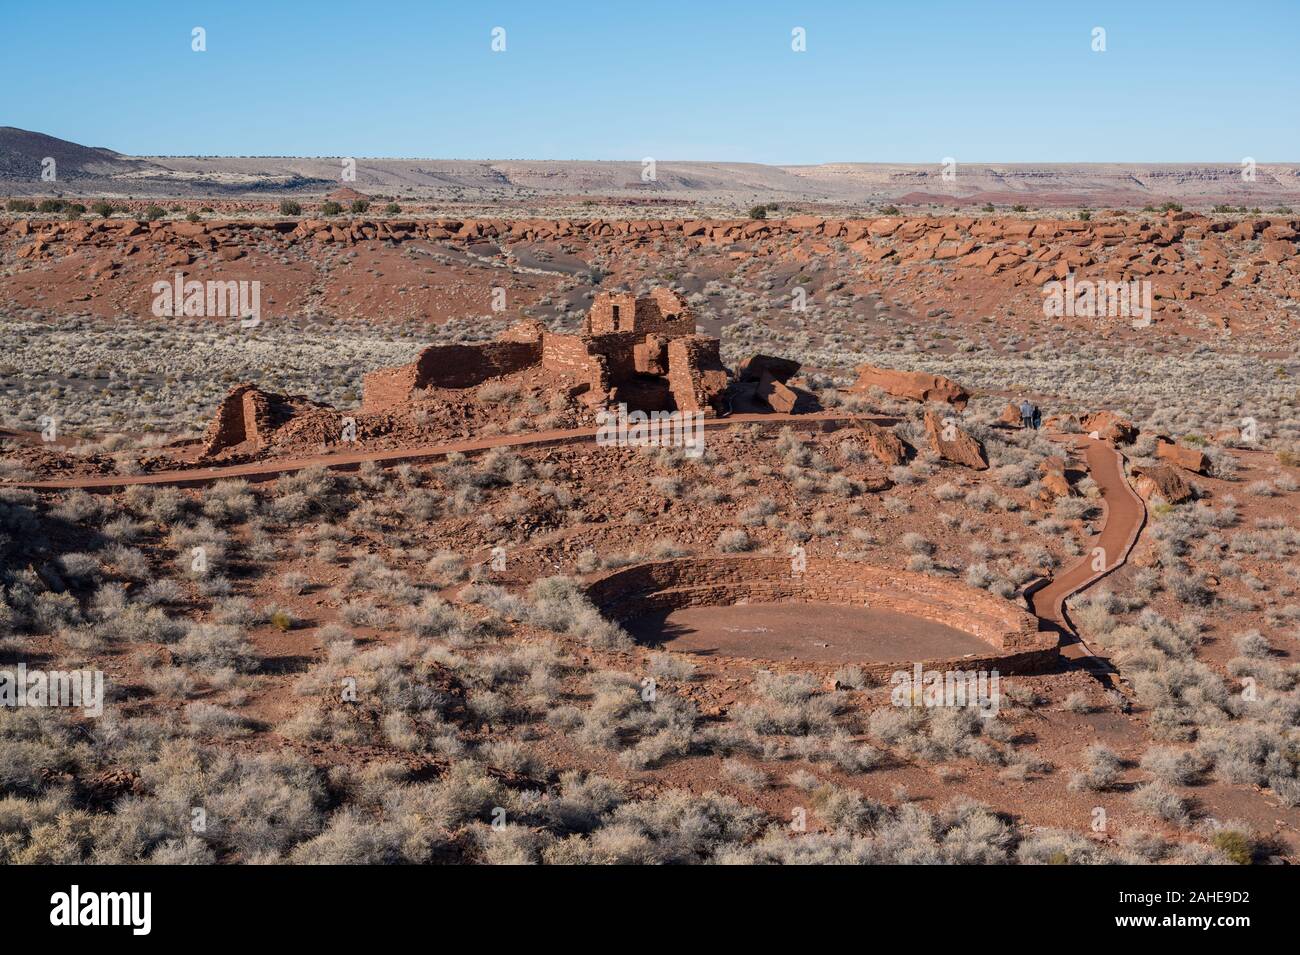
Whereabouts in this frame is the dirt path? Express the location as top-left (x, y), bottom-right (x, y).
top-left (9, 417), bottom-right (1148, 681)
top-left (1027, 437), bottom-right (1146, 687)
top-left (6, 412), bottom-right (870, 492)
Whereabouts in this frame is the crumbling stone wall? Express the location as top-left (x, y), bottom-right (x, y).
top-left (201, 384), bottom-right (260, 456)
top-left (666, 336), bottom-right (730, 414)
top-left (361, 364), bottom-right (421, 413)
top-left (200, 383), bottom-right (319, 457)
top-left (541, 330), bottom-right (641, 398)
top-left (586, 288), bottom-right (694, 337)
top-left (362, 339), bottom-right (542, 411)
top-left (585, 556), bottom-right (1053, 678)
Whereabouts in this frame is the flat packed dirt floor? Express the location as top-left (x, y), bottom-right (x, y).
top-left (628, 602), bottom-right (993, 665)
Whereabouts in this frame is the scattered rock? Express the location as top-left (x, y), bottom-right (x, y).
top-left (924, 410), bottom-right (988, 470)
top-left (851, 365), bottom-right (970, 409)
top-left (1081, 410), bottom-right (1137, 444)
top-left (856, 420), bottom-right (913, 467)
top-left (1156, 438), bottom-right (1210, 474)
top-left (1132, 464), bottom-right (1194, 504)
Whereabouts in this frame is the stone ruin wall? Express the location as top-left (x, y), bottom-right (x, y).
top-left (585, 556), bottom-right (1053, 678)
top-left (200, 384), bottom-right (272, 456)
top-left (585, 292), bottom-right (638, 335)
top-left (541, 331), bottom-right (642, 397)
top-left (586, 288), bottom-right (694, 338)
top-left (666, 336), bottom-right (728, 414)
top-left (362, 340), bottom-right (542, 411)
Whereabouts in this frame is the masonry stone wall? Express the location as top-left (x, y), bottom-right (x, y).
top-left (585, 556), bottom-right (1054, 677)
top-left (586, 288), bottom-right (695, 337)
top-left (542, 330), bottom-right (642, 396)
top-left (362, 340), bottom-right (542, 410)
top-left (666, 336), bottom-right (730, 414)
top-left (201, 384), bottom-right (259, 456)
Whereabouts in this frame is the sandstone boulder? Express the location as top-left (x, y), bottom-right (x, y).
top-left (851, 365), bottom-right (970, 409)
top-left (1156, 438), bottom-right (1210, 474)
top-left (1133, 464), bottom-right (1193, 504)
top-left (1000, 402), bottom-right (1023, 427)
top-left (737, 354), bottom-right (800, 384)
top-left (1040, 470), bottom-right (1075, 500)
top-left (1081, 410), bottom-right (1138, 444)
top-left (924, 410), bottom-right (988, 470)
top-left (856, 420), bottom-right (913, 467)
top-left (756, 370), bottom-right (798, 413)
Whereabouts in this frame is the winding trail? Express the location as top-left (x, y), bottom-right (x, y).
top-left (1026, 436), bottom-right (1146, 690)
top-left (7, 417), bottom-right (1147, 687)
top-left (6, 412), bottom-right (872, 492)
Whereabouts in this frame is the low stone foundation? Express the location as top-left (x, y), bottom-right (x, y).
top-left (586, 556), bottom-right (1057, 677)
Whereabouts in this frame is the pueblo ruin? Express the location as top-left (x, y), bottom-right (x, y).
top-left (197, 289), bottom-right (818, 460)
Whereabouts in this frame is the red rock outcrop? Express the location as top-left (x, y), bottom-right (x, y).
top-left (924, 410), bottom-right (988, 470)
top-left (1132, 464), bottom-right (1193, 504)
top-left (852, 365), bottom-right (970, 409)
top-left (1037, 456), bottom-right (1076, 499)
top-left (737, 354), bottom-right (800, 384)
top-left (1155, 438), bottom-right (1210, 474)
top-left (1081, 410), bottom-right (1138, 444)
top-left (856, 420), bottom-right (913, 467)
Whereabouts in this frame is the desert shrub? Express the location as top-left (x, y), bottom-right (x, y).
top-left (1210, 829), bottom-right (1253, 865)
top-left (648, 653), bottom-right (696, 682)
top-left (279, 571), bottom-right (310, 596)
top-left (1017, 828), bottom-right (1114, 865)
top-left (1131, 782), bottom-right (1191, 826)
top-left (811, 785), bottom-right (886, 833)
top-left (321, 201), bottom-right (342, 216)
top-left (964, 563), bottom-right (994, 589)
top-left (175, 623), bottom-right (259, 674)
top-left (339, 601), bottom-right (392, 629)
top-left (1234, 629), bottom-right (1271, 658)
top-left (547, 789), bottom-right (762, 864)
top-left (565, 673), bottom-right (696, 770)
top-left (184, 702), bottom-right (254, 737)
top-left (719, 759), bottom-right (769, 789)
top-left (1062, 691), bottom-right (1092, 714)
top-left (716, 529), bottom-right (752, 552)
top-left (279, 199), bottom-right (302, 216)
top-left (1068, 744), bottom-right (1122, 792)
top-left (832, 665), bottom-right (867, 689)
top-left (527, 577), bottom-right (630, 649)
top-left (397, 596), bottom-right (469, 640)
top-left (1139, 746), bottom-right (1207, 786)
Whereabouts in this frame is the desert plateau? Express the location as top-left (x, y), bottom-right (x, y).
top-left (0, 4), bottom-right (1298, 923)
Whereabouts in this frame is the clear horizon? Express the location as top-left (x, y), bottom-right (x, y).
top-left (3, 0), bottom-right (1298, 164)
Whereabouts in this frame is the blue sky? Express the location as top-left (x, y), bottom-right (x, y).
top-left (3, 0), bottom-right (1296, 163)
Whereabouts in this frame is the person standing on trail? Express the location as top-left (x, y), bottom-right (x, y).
top-left (1019, 398), bottom-right (1035, 430)
top-left (1031, 403), bottom-right (1042, 430)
